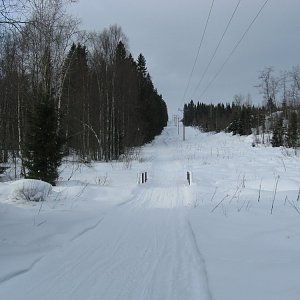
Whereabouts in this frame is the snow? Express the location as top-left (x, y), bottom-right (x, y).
top-left (9, 179), bottom-right (52, 203)
top-left (1, 125), bottom-right (300, 299)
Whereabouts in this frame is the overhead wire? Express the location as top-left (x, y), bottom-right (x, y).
top-left (198, 0), bottom-right (270, 99)
top-left (181, 0), bottom-right (215, 106)
top-left (191, 0), bottom-right (242, 99)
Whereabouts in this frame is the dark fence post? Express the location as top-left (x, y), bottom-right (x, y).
top-left (138, 172), bottom-right (148, 184)
top-left (187, 171), bottom-right (190, 185)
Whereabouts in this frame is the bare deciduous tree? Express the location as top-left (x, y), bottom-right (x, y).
top-left (257, 67), bottom-right (280, 105)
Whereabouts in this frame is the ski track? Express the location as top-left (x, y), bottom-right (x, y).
top-left (0, 127), bottom-right (213, 300)
top-left (69, 217), bottom-right (105, 242)
top-left (187, 219), bottom-right (213, 300)
top-left (0, 256), bottom-right (44, 285)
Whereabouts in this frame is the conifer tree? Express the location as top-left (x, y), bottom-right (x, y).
top-left (137, 54), bottom-right (147, 78)
top-left (22, 95), bottom-right (64, 185)
top-left (271, 117), bottom-right (284, 147)
top-left (287, 112), bottom-right (298, 148)
top-left (61, 43), bottom-right (89, 157)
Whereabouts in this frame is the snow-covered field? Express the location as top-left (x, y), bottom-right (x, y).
top-left (1, 125), bottom-right (300, 300)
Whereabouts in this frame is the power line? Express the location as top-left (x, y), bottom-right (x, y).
top-left (191, 0), bottom-right (242, 99)
top-left (199, 0), bottom-right (270, 99)
top-left (181, 0), bottom-right (215, 106)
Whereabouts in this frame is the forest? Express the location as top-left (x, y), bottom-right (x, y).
top-left (184, 66), bottom-right (300, 148)
top-left (0, 0), bottom-right (168, 183)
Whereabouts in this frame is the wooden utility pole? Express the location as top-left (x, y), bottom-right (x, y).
top-left (178, 108), bottom-right (185, 141)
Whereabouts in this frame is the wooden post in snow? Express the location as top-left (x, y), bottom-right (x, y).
top-left (138, 172), bottom-right (148, 184)
top-left (187, 171), bottom-right (192, 185)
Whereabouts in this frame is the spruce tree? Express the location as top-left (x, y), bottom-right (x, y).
top-left (22, 95), bottom-right (64, 186)
top-left (137, 54), bottom-right (147, 78)
top-left (271, 117), bottom-right (284, 147)
top-left (61, 43), bottom-right (89, 157)
top-left (287, 112), bottom-right (298, 148)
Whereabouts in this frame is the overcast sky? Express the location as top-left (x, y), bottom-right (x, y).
top-left (69, 0), bottom-right (300, 115)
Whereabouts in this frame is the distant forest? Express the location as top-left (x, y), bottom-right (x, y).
top-left (0, 1), bottom-right (168, 168)
top-left (184, 66), bottom-right (300, 148)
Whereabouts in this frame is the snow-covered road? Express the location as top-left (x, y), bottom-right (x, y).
top-left (4, 206), bottom-right (212, 300)
top-left (0, 126), bottom-right (213, 300)
top-left (1, 125), bottom-right (300, 299)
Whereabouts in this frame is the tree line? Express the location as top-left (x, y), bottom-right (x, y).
top-left (0, 0), bottom-right (168, 184)
top-left (60, 36), bottom-right (167, 161)
top-left (184, 66), bottom-right (300, 149)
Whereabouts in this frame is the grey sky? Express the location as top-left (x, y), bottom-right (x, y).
top-left (69, 1), bottom-right (300, 115)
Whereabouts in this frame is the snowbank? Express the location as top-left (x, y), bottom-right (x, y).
top-left (10, 179), bottom-right (52, 202)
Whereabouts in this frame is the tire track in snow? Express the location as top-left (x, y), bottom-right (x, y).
top-left (113, 212), bottom-right (173, 300)
top-left (120, 181), bottom-right (212, 299)
top-left (186, 218), bottom-right (213, 300)
top-left (132, 208), bottom-right (214, 300)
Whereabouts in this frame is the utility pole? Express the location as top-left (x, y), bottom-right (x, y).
top-left (173, 114), bottom-right (177, 126)
top-left (178, 108), bottom-right (185, 141)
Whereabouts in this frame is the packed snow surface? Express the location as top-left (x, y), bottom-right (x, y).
top-left (1, 125), bottom-right (300, 299)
